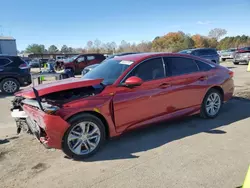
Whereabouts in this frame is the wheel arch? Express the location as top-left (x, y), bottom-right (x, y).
top-left (0, 76), bottom-right (20, 83)
top-left (205, 85), bottom-right (224, 102)
top-left (66, 111), bottom-right (110, 139)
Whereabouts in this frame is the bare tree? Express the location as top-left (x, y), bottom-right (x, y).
top-left (86, 41), bottom-right (93, 52)
top-left (94, 39), bottom-right (102, 53)
top-left (110, 42), bottom-right (117, 54)
top-left (208, 28), bottom-right (227, 40)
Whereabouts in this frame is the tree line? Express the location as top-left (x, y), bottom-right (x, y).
top-left (23, 28), bottom-right (250, 54)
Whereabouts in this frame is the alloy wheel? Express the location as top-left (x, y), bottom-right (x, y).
top-left (3, 80), bottom-right (17, 93)
top-left (67, 121), bottom-right (101, 155)
top-left (205, 93), bottom-right (221, 116)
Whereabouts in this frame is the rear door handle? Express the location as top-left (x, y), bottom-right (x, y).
top-left (159, 83), bottom-right (171, 88)
top-left (199, 76), bottom-right (208, 81)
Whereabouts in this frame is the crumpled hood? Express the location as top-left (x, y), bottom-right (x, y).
top-left (15, 78), bottom-right (103, 99)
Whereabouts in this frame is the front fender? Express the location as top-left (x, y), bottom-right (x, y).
top-left (56, 95), bottom-right (118, 137)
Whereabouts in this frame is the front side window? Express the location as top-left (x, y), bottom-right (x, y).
top-left (165, 57), bottom-right (199, 76)
top-left (77, 56), bottom-right (85, 63)
top-left (126, 58), bottom-right (165, 81)
top-left (82, 59), bottom-right (132, 85)
top-left (64, 55), bottom-right (78, 63)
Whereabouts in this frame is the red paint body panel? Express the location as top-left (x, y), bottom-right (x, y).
top-left (56, 95), bottom-right (118, 137)
top-left (18, 53), bottom-right (234, 150)
top-left (15, 78), bottom-right (103, 99)
top-left (23, 105), bottom-right (70, 149)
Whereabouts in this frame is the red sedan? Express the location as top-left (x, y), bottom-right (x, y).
top-left (11, 53), bottom-right (234, 159)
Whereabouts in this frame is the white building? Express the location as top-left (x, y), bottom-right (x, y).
top-left (0, 36), bottom-right (17, 56)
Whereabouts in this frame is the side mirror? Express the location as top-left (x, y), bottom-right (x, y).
top-left (124, 76), bottom-right (143, 87)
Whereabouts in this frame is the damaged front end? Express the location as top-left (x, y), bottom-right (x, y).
top-left (11, 88), bottom-right (63, 148)
top-left (11, 83), bottom-right (104, 149)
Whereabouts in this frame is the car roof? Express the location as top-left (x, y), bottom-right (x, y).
top-left (0, 55), bottom-right (19, 58)
top-left (112, 52), bottom-right (199, 63)
top-left (187, 48), bottom-right (216, 51)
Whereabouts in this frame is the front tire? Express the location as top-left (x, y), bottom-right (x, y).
top-left (62, 113), bottom-right (106, 160)
top-left (233, 62), bottom-right (239, 65)
top-left (0, 78), bottom-right (20, 94)
top-left (200, 89), bottom-right (222, 119)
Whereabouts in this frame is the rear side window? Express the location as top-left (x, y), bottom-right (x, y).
top-left (194, 49), bottom-right (217, 56)
top-left (87, 56), bottom-right (95, 61)
top-left (195, 60), bottom-right (213, 71)
top-left (164, 57), bottom-right (199, 76)
top-left (0, 58), bottom-right (11, 66)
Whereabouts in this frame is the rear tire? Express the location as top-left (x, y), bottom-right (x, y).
top-left (200, 89), bottom-right (222, 119)
top-left (62, 113), bottom-right (106, 160)
top-left (222, 58), bottom-right (226, 62)
top-left (233, 62), bottom-right (239, 65)
top-left (0, 78), bottom-right (20, 94)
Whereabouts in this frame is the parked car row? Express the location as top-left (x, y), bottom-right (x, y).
top-left (217, 46), bottom-right (250, 64)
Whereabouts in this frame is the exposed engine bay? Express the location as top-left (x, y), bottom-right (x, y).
top-left (40, 85), bottom-right (103, 106)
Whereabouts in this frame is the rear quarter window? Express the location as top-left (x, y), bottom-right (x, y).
top-left (195, 60), bottom-right (213, 71)
top-left (87, 56), bottom-right (95, 61)
top-left (207, 49), bottom-right (218, 55)
top-left (0, 58), bottom-right (12, 66)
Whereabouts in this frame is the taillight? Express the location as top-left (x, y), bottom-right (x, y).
top-left (229, 70), bottom-right (234, 78)
top-left (19, 63), bottom-right (29, 69)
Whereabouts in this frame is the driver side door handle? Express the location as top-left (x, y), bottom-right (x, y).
top-left (159, 83), bottom-right (171, 88)
top-left (198, 76), bottom-right (208, 81)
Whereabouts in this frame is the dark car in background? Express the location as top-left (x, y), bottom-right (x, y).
top-left (56, 54), bottom-right (106, 74)
top-left (81, 63), bottom-right (99, 76)
top-left (179, 48), bottom-right (220, 64)
top-left (0, 55), bottom-right (31, 94)
top-left (29, 59), bottom-right (40, 68)
top-left (238, 46), bottom-right (250, 52)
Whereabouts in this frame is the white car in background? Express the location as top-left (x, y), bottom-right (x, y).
top-left (220, 48), bottom-right (237, 61)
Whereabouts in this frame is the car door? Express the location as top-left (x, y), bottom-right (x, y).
top-left (86, 55), bottom-right (99, 66)
top-left (163, 56), bottom-right (209, 111)
top-left (75, 55), bottom-right (87, 73)
top-left (112, 57), bottom-right (174, 133)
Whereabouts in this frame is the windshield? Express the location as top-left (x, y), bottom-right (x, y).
top-left (64, 55), bottom-right (78, 63)
top-left (82, 59), bottom-right (133, 85)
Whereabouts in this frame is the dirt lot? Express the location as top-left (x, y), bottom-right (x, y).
top-left (0, 61), bottom-right (250, 188)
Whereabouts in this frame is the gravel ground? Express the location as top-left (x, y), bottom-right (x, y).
top-left (0, 61), bottom-right (250, 188)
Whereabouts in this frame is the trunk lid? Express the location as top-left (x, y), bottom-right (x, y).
top-left (15, 78), bottom-right (103, 99)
